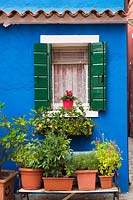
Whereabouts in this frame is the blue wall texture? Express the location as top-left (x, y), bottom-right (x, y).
top-left (0, 24), bottom-right (128, 193)
top-left (0, 0), bottom-right (124, 12)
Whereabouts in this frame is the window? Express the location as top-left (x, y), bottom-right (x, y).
top-left (34, 36), bottom-right (106, 114)
top-left (52, 46), bottom-right (88, 108)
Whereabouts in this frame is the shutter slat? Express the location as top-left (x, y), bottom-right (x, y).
top-left (89, 42), bottom-right (107, 111)
top-left (34, 43), bottom-right (52, 109)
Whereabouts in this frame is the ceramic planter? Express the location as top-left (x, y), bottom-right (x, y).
top-left (99, 176), bottom-right (113, 189)
top-left (75, 170), bottom-right (98, 190)
top-left (42, 177), bottom-right (74, 191)
top-left (63, 100), bottom-right (73, 110)
top-left (20, 168), bottom-right (43, 190)
top-left (0, 170), bottom-right (17, 200)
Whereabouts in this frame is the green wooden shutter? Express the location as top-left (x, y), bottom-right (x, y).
top-left (34, 43), bottom-right (52, 109)
top-left (89, 42), bottom-right (106, 111)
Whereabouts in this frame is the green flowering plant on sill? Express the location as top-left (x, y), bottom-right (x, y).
top-left (92, 134), bottom-right (122, 176)
top-left (30, 101), bottom-right (95, 137)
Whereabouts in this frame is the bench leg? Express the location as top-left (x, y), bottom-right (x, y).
top-left (113, 192), bottom-right (119, 200)
top-left (19, 193), bottom-right (30, 200)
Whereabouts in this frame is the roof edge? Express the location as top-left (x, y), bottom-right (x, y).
top-left (0, 9), bottom-right (128, 26)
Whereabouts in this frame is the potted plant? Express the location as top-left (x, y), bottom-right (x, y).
top-left (11, 139), bottom-right (44, 190)
top-left (0, 103), bottom-right (44, 190)
top-left (0, 102), bottom-right (17, 200)
top-left (72, 151), bottom-right (98, 190)
top-left (41, 134), bottom-right (75, 191)
top-left (31, 102), bottom-right (95, 137)
top-left (93, 134), bottom-right (122, 189)
top-left (61, 90), bottom-right (76, 109)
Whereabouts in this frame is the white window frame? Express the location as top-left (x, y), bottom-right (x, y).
top-left (40, 35), bottom-right (99, 117)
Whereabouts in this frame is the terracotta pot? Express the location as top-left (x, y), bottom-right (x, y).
top-left (75, 170), bottom-right (98, 191)
top-left (20, 168), bottom-right (43, 190)
top-left (0, 170), bottom-right (17, 200)
top-left (42, 177), bottom-right (74, 191)
top-left (99, 176), bottom-right (113, 189)
top-left (63, 100), bottom-right (73, 110)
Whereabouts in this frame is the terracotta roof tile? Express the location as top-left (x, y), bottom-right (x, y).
top-left (0, 9), bottom-right (127, 25)
top-left (0, 9), bottom-right (127, 18)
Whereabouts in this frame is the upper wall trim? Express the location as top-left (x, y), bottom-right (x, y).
top-left (40, 35), bottom-right (99, 44)
top-left (0, 9), bottom-right (128, 26)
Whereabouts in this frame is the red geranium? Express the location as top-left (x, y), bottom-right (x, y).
top-left (61, 90), bottom-right (76, 100)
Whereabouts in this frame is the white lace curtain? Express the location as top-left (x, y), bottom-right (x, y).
top-left (53, 64), bottom-right (87, 103)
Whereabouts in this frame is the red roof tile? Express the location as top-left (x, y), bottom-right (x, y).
top-left (0, 9), bottom-right (127, 18)
top-left (0, 9), bottom-right (127, 25)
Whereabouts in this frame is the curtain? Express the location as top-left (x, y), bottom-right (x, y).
top-left (54, 64), bottom-right (87, 103)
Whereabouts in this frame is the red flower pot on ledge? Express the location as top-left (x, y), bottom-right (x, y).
top-left (63, 99), bottom-right (74, 110)
top-left (61, 90), bottom-right (76, 109)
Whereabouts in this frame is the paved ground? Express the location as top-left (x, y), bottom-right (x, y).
top-left (15, 137), bottom-right (133, 200)
top-left (15, 189), bottom-right (133, 200)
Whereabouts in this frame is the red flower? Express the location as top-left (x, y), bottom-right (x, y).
top-left (69, 91), bottom-right (73, 96)
top-left (61, 90), bottom-right (76, 100)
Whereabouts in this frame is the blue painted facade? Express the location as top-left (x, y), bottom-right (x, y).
top-left (0, 23), bottom-right (128, 192)
top-left (0, 0), bottom-right (124, 12)
top-left (0, 0), bottom-right (128, 194)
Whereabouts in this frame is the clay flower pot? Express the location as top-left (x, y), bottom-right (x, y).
top-left (42, 177), bottom-right (74, 191)
top-left (75, 170), bottom-right (98, 190)
top-left (20, 168), bottom-right (43, 190)
top-left (0, 170), bottom-right (17, 200)
top-left (99, 176), bottom-right (113, 189)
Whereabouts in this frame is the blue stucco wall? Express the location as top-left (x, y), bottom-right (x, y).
top-left (0, 0), bottom-right (124, 12)
top-left (0, 24), bottom-right (128, 193)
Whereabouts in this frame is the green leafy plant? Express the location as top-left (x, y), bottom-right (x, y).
top-left (0, 102), bottom-right (44, 169)
top-left (0, 102), bottom-right (28, 169)
top-left (31, 102), bottom-right (95, 137)
top-left (93, 134), bottom-right (122, 176)
top-left (72, 151), bottom-right (99, 170)
top-left (41, 134), bottom-right (74, 177)
top-left (11, 138), bottom-right (43, 169)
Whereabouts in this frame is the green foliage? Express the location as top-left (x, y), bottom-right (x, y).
top-left (41, 134), bottom-right (74, 177)
top-left (93, 134), bottom-right (122, 176)
top-left (0, 103), bottom-right (29, 168)
top-left (72, 151), bottom-right (99, 170)
top-left (31, 102), bottom-right (95, 137)
top-left (0, 102), bottom-right (45, 169)
top-left (11, 139), bottom-right (44, 169)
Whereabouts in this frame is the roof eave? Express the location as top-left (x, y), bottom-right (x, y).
top-left (0, 10), bottom-right (128, 27)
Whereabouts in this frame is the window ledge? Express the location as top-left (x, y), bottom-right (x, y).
top-left (46, 109), bottom-right (98, 118)
top-left (85, 110), bottom-right (98, 118)
top-left (52, 104), bottom-right (99, 117)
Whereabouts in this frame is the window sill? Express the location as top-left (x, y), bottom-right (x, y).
top-left (48, 108), bottom-right (98, 118)
top-left (85, 110), bottom-right (98, 118)
top-left (52, 104), bottom-right (98, 117)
